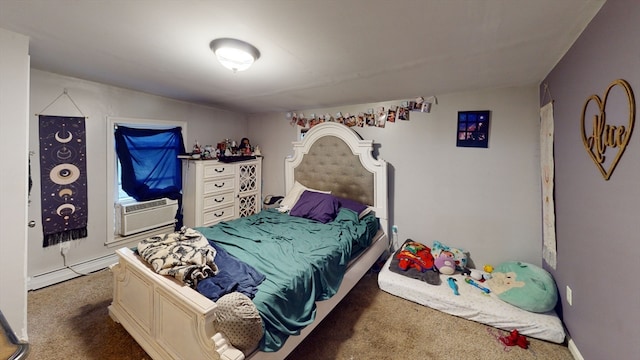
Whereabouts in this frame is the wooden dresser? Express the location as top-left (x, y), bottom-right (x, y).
top-left (181, 157), bottom-right (262, 227)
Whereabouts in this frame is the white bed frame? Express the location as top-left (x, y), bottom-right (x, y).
top-left (109, 122), bottom-right (389, 360)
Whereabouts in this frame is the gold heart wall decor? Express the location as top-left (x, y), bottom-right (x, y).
top-left (580, 79), bottom-right (635, 180)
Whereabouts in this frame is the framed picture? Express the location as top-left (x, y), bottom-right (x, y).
top-left (456, 110), bottom-right (490, 148)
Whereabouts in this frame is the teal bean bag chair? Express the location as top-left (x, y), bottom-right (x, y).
top-left (485, 261), bottom-right (558, 313)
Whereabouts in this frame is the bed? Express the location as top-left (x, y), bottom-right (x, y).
top-left (108, 122), bottom-right (389, 360)
top-left (378, 255), bottom-right (566, 344)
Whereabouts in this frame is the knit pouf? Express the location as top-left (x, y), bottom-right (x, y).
top-left (215, 292), bottom-right (264, 353)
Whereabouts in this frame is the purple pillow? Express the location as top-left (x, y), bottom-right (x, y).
top-left (290, 190), bottom-right (340, 223)
top-left (336, 196), bottom-right (368, 216)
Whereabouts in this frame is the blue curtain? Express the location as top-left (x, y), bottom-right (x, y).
top-left (114, 126), bottom-right (185, 227)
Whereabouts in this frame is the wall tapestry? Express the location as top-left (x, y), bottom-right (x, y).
top-left (39, 115), bottom-right (88, 247)
top-left (540, 101), bottom-right (556, 269)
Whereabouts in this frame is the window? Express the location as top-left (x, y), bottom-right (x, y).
top-left (116, 161), bottom-right (134, 202)
top-left (106, 117), bottom-right (187, 246)
top-left (115, 126), bottom-right (185, 202)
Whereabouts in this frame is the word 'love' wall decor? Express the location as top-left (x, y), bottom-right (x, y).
top-left (581, 79), bottom-right (635, 180)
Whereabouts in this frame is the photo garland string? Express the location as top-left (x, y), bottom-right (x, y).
top-left (287, 96), bottom-right (436, 129)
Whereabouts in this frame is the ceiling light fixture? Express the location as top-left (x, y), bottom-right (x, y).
top-left (209, 38), bottom-right (260, 73)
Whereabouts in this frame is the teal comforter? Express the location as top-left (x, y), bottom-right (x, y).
top-left (196, 208), bottom-right (378, 351)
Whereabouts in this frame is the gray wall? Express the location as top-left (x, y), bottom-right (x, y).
top-left (541, 0), bottom-right (640, 358)
top-left (249, 84), bottom-right (543, 268)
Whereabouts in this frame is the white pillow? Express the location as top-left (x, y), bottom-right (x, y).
top-left (279, 181), bottom-right (330, 211)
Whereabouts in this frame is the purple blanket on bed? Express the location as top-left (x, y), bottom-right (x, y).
top-left (196, 241), bottom-right (265, 301)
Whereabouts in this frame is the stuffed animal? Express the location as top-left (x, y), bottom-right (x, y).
top-left (500, 329), bottom-right (529, 349)
top-left (396, 240), bottom-right (434, 272)
top-left (486, 261), bottom-right (558, 313)
top-left (434, 255), bottom-right (456, 275)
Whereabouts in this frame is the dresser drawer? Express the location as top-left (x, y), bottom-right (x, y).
top-left (203, 163), bottom-right (235, 179)
top-left (203, 205), bottom-right (235, 226)
top-left (203, 190), bottom-right (234, 210)
top-left (203, 178), bottom-right (235, 195)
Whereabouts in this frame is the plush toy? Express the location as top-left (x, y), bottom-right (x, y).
top-left (431, 241), bottom-right (468, 270)
top-left (434, 255), bottom-right (456, 275)
top-left (500, 329), bottom-right (529, 349)
top-left (486, 261), bottom-right (558, 313)
top-left (396, 240), bottom-right (434, 272)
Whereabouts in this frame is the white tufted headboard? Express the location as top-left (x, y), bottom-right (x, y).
top-left (284, 122), bottom-right (388, 233)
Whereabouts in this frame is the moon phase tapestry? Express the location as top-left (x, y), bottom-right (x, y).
top-left (38, 115), bottom-right (88, 247)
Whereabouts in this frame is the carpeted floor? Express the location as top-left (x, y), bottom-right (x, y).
top-left (27, 268), bottom-right (574, 360)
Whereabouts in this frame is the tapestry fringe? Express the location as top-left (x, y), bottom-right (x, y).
top-left (43, 227), bottom-right (88, 247)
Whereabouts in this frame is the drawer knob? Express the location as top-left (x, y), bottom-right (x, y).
top-left (215, 168), bottom-right (225, 173)
top-left (214, 182), bottom-right (225, 188)
top-left (214, 197), bottom-right (224, 203)
top-left (214, 211), bottom-right (225, 217)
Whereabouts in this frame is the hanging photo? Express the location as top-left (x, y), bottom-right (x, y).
top-left (410, 97), bottom-right (424, 111)
top-left (387, 106), bottom-right (398, 123)
top-left (377, 107), bottom-right (386, 128)
top-left (344, 114), bottom-right (357, 127)
top-left (286, 96), bottom-right (433, 127)
top-left (364, 110), bottom-right (375, 126)
top-left (324, 113), bottom-right (333, 122)
top-left (357, 113), bottom-right (365, 127)
top-left (456, 110), bottom-right (490, 148)
top-left (297, 113), bottom-right (307, 127)
top-left (308, 114), bottom-right (320, 128)
top-left (398, 102), bottom-right (409, 121)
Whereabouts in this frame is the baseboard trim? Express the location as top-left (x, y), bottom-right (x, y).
top-left (568, 337), bottom-right (584, 360)
top-left (28, 253), bottom-right (118, 290)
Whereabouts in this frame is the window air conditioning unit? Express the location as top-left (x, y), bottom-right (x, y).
top-left (116, 198), bottom-right (178, 236)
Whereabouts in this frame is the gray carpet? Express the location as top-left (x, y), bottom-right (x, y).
top-left (27, 268), bottom-right (574, 360)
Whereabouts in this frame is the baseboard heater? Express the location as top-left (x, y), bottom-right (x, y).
top-left (28, 253), bottom-right (118, 290)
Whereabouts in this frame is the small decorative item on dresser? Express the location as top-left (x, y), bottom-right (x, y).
top-left (192, 140), bottom-right (202, 154)
top-left (204, 145), bottom-right (215, 159)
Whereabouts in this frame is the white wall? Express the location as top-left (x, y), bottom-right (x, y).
top-left (0, 28), bottom-right (30, 340)
top-left (249, 85), bottom-right (542, 267)
top-left (28, 69), bottom-right (249, 281)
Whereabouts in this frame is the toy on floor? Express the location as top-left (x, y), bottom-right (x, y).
top-left (435, 255), bottom-right (456, 275)
top-left (396, 240), bottom-right (434, 272)
top-left (486, 261), bottom-right (558, 313)
top-left (447, 277), bottom-right (459, 295)
top-left (431, 240), bottom-right (468, 270)
top-left (469, 269), bottom-right (484, 280)
top-left (500, 329), bottom-right (529, 349)
top-left (464, 277), bottom-right (490, 294)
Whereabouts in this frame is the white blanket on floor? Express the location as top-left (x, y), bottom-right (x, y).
top-left (378, 256), bottom-right (565, 343)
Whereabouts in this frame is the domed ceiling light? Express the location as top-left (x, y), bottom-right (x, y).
top-left (209, 38), bottom-right (260, 72)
